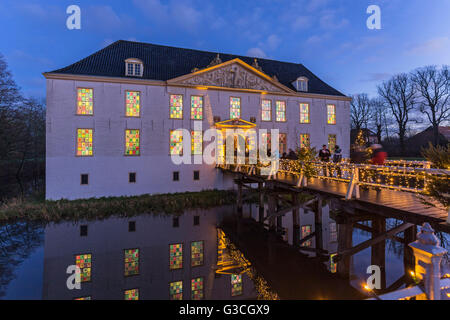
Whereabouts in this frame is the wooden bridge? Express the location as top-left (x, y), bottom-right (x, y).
top-left (217, 159), bottom-right (450, 292)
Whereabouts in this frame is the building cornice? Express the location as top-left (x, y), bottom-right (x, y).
top-left (42, 72), bottom-right (352, 102)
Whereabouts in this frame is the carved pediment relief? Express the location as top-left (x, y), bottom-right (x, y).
top-left (168, 59), bottom-right (292, 93)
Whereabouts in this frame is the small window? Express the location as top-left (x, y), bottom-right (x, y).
top-left (124, 248), bottom-right (139, 276)
top-left (75, 254), bottom-right (92, 282)
top-left (128, 221), bottom-right (136, 232)
top-left (76, 88), bottom-right (93, 115)
top-left (191, 132), bottom-right (202, 155)
top-left (81, 174), bottom-right (89, 185)
top-left (327, 104), bottom-right (336, 124)
top-left (293, 77), bottom-right (308, 92)
top-left (129, 172), bottom-right (136, 183)
top-left (300, 103), bottom-right (310, 124)
top-left (80, 225), bottom-right (88, 237)
top-left (169, 244), bottom-right (183, 270)
top-left (170, 130), bottom-right (183, 156)
top-left (173, 217), bottom-right (179, 228)
top-left (261, 99), bottom-right (272, 121)
top-left (125, 130), bottom-right (140, 156)
top-left (191, 241), bottom-right (203, 266)
top-left (191, 277), bottom-right (204, 300)
top-left (193, 215), bottom-right (200, 226)
top-left (191, 96), bottom-right (203, 120)
top-left (193, 170), bottom-right (200, 181)
top-left (169, 281), bottom-right (183, 300)
top-left (328, 134), bottom-right (337, 153)
top-left (230, 97), bottom-right (241, 119)
top-left (170, 94), bottom-right (183, 119)
top-left (125, 58), bottom-right (143, 77)
top-left (279, 133), bottom-right (287, 155)
top-left (125, 91), bottom-right (140, 117)
top-left (77, 129), bottom-right (93, 156)
top-left (300, 134), bottom-right (310, 149)
top-left (275, 101), bottom-right (286, 122)
top-left (173, 171), bottom-right (179, 181)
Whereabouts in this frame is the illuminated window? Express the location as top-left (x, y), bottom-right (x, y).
top-left (301, 225), bottom-right (312, 247)
top-left (191, 277), bottom-right (204, 300)
top-left (124, 289), bottom-right (139, 300)
top-left (169, 281), bottom-right (183, 300)
top-left (327, 104), bottom-right (336, 124)
top-left (74, 296), bottom-right (91, 300)
top-left (77, 88), bottom-right (93, 115)
top-left (191, 96), bottom-right (203, 120)
top-left (300, 134), bottom-right (310, 149)
top-left (75, 254), bottom-right (91, 282)
top-left (230, 97), bottom-right (241, 119)
top-left (125, 129), bottom-right (140, 156)
top-left (169, 243), bottom-right (183, 270)
top-left (261, 132), bottom-right (271, 149)
top-left (170, 130), bottom-right (183, 155)
top-left (77, 129), bottom-right (93, 156)
top-left (328, 134), bottom-right (337, 153)
top-left (330, 254), bottom-right (337, 273)
top-left (231, 274), bottom-right (243, 296)
top-left (191, 241), bottom-right (204, 267)
top-left (300, 103), bottom-right (310, 123)
top-left (170, 94), bottom-right (183, 119)
top-left (191, 131), bottom-right (202, 155)
top-left (330, 222), bottom-right (337, 242)
top-left (126, 91), bottom-right (140, 117)
top-left (279, 133), bottom-right (287, 155)
top-left (261, 99), bottom-right (271, 121)
top-left (275, 101), bottom-right (286, 122)
top-left (124, 249), bottom-right (139, 276)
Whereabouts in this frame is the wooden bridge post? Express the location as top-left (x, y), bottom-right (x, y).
top-left (267, 182), bottom-right (276, 231)
top-left (292, 193), bottom-right (300, 247)
top-left (337, 219), bottom-right (353, 278)
top-left (403, 224), bottom-right (417, 282)
top-left (371, 217), bottom-right (386, 289)
top-left (314, 197), bottom-right (323, 252)
top-left (258, 182), bottom-right (265, 224)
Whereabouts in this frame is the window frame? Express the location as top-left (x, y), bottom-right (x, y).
top-left (74, 252), bottom-right (93, 283)
top-left (76, 87), bottom-right (94, 116)
top-left (169, 94), bottom-right (184, 120)
top-left (124, 129), bottom-right (141, 156)
top-left (229, 96), bottom-right (241, 120)
top-left (261, 98), bottom-right (272, 122)
top-left (299, 133), bottom-right (310, 149)
top-left (169, 129), bottom-right (184, 156)
top-left (76, 128), bottom-right (94, 157)
top-left (275, 100), bottom-right (287, 122)
top-left (191, 130), bottom-right (203, 155)
top-left (80, 173), bottom-right (89, 185)
top-left (190, 240), bottom-right (204, 267)
top-left (299, 103), bottom-right (310, 124)
top-left (169, 243), bottom-right (183, 270)
top-left (169, 280), bottom-right (183, 300)
top-left (190, 95), bottom-right (204, 120)
top-left (327, 104), bottom-right (336, 125)
top-left (124, 248), bottom-right (140, 277)
top-left (124, 90), bottom-right (141, 118)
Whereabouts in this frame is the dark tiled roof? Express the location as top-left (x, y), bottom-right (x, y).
top-left (49, 40), bottom-right (346, 97)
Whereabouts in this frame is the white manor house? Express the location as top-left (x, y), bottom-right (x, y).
top-left (44, 40), bottom-right (350, 200)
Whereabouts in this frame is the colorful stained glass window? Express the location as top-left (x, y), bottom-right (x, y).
top-left (300, 134), bottom-right (310, 149)
top-left (124, 249), bottom-right (139, 276)
top-left (170, 130), bottom-right (183, 155)
top-left (191, 241), bottom-right (204, 267)
top-left (170, 243), bottom-right (183, 270)
top-left (75, 254), bottom-right (91, 282)
top-left (191, 96), bottom-right (203, 120)
top-left (170, 281), bottom-right (183, 300)
top-left (126, 91), bottom-right (140, 117)
top-left (327, 104), bottom-right (336, 124)
top-left (231, 274), bottom-right (242, 296)
top-left (74, 296), bottom-right (91, 300)
top-left (276, 101), bottom-right (286, 122)
top-left (330, 222), bottom-right (337, 242)
top-left (279, 133), bottom-right (287, 155)
top-left (230, 97), bottom-right (241, 119)
top-left (191, 131), bottom-right (202, 155)
top-left (170, 94), bottom-right (183, 119)
top-left (191, 277), bottom-right (204, 300)
top-left (124, 289), bottom-right (139, 300)
top-left (328, 134), bottom-right (337, 153)
top-left (77, 129), bottom-right (93, 156)
top-left (77, 88), bottom-right (93, 115)
top-left (300, 103), bottom-right (310, 123)
top-left (261, 132), bottom-right (271, 149)
top-left (125, 129), bottom-right (140, 156)
top-left (330, 254), bottom-right (337, 273)
top-left (301, 225), bottom-right (312, 247)
top-left (261, 99), bottom-right (271, 121)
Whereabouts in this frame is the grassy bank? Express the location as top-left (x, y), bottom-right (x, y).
top-left (0, 190), bottom-right (237, 223)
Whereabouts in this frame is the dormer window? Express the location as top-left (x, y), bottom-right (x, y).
top-left (293, 77), bottom-right (308, 92)
top-left (125, 58), bottom-right (143, 77)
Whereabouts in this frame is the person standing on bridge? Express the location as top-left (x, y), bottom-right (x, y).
top-left (318, 145), bottom-right (331, 176)
top-left (333, 145), bottom-right (343, 178)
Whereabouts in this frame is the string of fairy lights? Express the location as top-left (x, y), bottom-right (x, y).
top-left (220, 159), bottom-right (450, 194)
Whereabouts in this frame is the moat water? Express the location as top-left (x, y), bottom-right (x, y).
top-left (0, 204), bottom-right (449, 300)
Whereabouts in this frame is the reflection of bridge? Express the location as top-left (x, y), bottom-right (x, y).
top-left (218, 160), bottom-right (450, 297)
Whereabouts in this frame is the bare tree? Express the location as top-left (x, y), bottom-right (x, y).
top-left (350, 93), bottom-right (371, 131)
top-left (411, 65), bottom-right (450, 146)
top-left (369, 97), bottom-right (386, 144)
top-left (377, 74), bottom-right (416, 154)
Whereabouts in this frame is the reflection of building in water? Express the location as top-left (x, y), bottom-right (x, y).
top-left (42, 208), bottom-right (256, 300)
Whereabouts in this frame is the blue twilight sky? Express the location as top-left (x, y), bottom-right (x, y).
top-left (1, 0), bottom-right (449, 100)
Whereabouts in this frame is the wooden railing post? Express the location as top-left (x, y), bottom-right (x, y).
top-left (346, 166), bottom-right (360, 200)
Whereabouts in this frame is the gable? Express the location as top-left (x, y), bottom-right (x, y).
top-left (167, 59), bottom-right (293, 93)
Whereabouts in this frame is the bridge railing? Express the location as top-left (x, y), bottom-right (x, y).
top-left (220, 159), bottom-right (450, 200)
